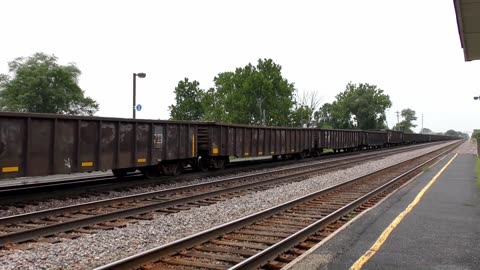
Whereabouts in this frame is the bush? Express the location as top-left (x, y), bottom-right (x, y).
top-left (472, 130), bottom-right (480, 140)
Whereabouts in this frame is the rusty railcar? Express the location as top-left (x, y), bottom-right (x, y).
top-left (404, 133), bottom-right (431, 143)
top-left (0, 112), bottom-right (204, 179)
top-left (386, 130), bottom-right (404, 145)
top-left (201, 123), bottom-right (315, 169)
top-left (363, 130), bottom-right (388, 147)
top-left (316, 129), bottom-right (364, 151)
top-left (403, 132), bottom-right (417, 143)
top-left (0, 112), bottom-right (458, 180)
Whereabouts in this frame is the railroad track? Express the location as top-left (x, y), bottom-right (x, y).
top-left (0, 142), bottom-right (443, 203)
top-left (0, 174), bottom-right (141, 197)
top-left (0, 156), bottom-right (290, 200)
top-left (0, 142), bottom-right (447, 247)
top-left (0, 142), bottom-right (443, 207)
top-left (93, 141), bottom-right (460, 270)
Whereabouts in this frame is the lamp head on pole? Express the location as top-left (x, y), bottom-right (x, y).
top-left (136, 73), bottom-right (146, 78)
top-left (474, 96), bottom-right (479, 100)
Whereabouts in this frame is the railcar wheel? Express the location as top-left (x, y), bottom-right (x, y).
top-left (212, 159), bottom-right (225, 170)
top-left (142, 166), bottom-right (162, 179)
top-left (196, 157), bottom-right (209, 172)
top-left (162, 162), bottom-right (182, 176)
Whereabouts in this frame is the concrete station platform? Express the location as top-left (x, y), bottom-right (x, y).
top-left (287, 140), bottom-right (480, 270)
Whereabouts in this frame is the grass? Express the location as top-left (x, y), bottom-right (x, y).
top-left (422, 166), bottom-right (430, 173)
top-left (476, 158), bottom-right (480, 190)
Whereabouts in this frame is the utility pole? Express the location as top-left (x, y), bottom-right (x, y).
top-left (132, 72), bottom-right (146, 119)
top-left (421, 114), bottom-right (424, 133)
top-left (395, 111), bottom-right (400, 126)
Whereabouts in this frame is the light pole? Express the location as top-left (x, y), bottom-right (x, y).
top-left (133, 72), bottom-right (146, 119)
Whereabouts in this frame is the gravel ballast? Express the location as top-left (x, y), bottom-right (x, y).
top-left (0, 141), bottom-right (457, 269)
top-left (0, 143), bottom-right (438, 217)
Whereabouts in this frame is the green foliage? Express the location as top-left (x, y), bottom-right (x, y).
top-left (393, 108), bottom-right (417, 133)
top-left (472, 130), bottom-right (480, 140)
top-left (421, 128), bottom-right (433, 134)
top-left (444, 129), bottom-right (459, 136)
top-left (317, 82), bottom-right (392, 129)
top-left (444, 129), bottom-right (468, 139)
top-left (0, 52), bottom-right (98, 115)
top-left (316, 102), bottom-right (352, 129)
top-left (476, 158), bottom-right (480, 189)
top-left (203, 59), bottom-right (296, 126)
top-left (169, 78), bottom-right (205, 120)
top-left (291, 90), bottom-right (321, 127)
top-left (290, 105), bottom-right (313, 127)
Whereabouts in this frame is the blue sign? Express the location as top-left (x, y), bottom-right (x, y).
top-left (136, 104), bottom-right (142, 111)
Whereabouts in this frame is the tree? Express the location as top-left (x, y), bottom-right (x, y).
top-left (444, 129), bottom-right (469, 139)
top-left (316, 82), bottom-right (392, 130)
top-left (393, 108), bottom-right (417, 133)
top-left (444, 129), bottom-right (459, 136)
top-left (291, 104), bottom-right (313, 127)
top-left (292, 90), bottom-right (322, 127)
top-left (316, 101), bottom-right (352, 129)
top-left (472, 130), bottom-right (480, 140)
top-left (420, 128), bottom-right (433, 134)
top-left (169, 78), bottom-right (205, 120)
top-left (203, 59), bottom-right (296, 126)
top-left (0, 52), bottom-right (98, 115)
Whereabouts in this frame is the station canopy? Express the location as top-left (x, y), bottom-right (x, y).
top-left (454, 0), bottom-right (480, 61)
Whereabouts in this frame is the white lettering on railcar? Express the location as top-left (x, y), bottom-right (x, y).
top-left (64, 158), bottom-right (71, 169)
top-left (154, 133), bottom-right (163, 148)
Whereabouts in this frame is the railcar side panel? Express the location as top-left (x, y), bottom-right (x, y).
top-left (0, 112), bottom-right (458, 179)
top-left (55, 120), bottom-right (76, 174)
top-left (258, 128), bottom-right (265, 156)
top-left (0, 118), bottom-right (26, 178)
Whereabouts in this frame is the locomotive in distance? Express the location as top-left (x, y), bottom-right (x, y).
top-left (0, 112), bottom-right (458, 179)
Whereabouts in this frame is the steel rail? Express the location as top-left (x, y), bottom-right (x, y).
top-left (0, 174), bottom-right (142, 198)
top-left (93, 142), bottom-right (459, 270)
top-left (229, 145), bottom-right (457, 270)
top-left (0, 141), bottom-right (436, 224)
top-left (0, 142), bottom-right (444, 199)
top-left (0, 142), bottom-right (449, 246)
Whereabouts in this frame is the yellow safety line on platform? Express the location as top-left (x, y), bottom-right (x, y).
top-left (350, 153), bottom-right (458, 270)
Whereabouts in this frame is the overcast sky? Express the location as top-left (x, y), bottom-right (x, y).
top-left (1, 0), bottom-right (479, 133)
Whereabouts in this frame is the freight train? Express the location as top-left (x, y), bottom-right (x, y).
top-left (0, 112), bottom-right (458, 179)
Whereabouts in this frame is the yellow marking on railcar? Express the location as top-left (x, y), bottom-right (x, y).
top-left (192, 134), bottom-right (195, 157)
top-left (212, 147), bottom-right (219, 154)
top-left (137, 158), bottom-right (147, 163)
top-left (258, 151), bottom-right (263, 156)
top-left (270, 151), bottom-right (275, 155)
top-left (244, 152), bottom-right (249, 156)
top-left (81, 161), bottom-right (93, 167)
top-left (291, 149), bottom-right (295, 152)
top-left (2, 166), bottom-right (19, 173)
